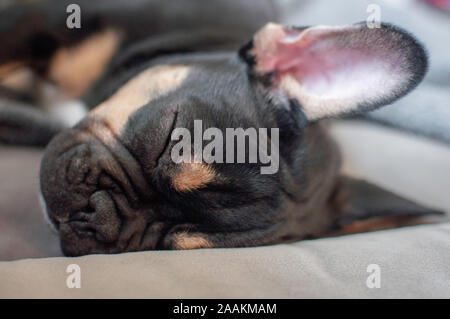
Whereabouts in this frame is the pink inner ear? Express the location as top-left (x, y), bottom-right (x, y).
top-left (251, 24), bottom-right (409, 102)
top-left (276, 45), bottom-right (389, 97)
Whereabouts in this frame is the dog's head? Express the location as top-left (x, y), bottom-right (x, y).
top-left (40, 22), bottom-right (428, 256)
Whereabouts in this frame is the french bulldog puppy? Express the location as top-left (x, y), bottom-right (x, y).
top-left (0, 0), bottom-right (442, 256)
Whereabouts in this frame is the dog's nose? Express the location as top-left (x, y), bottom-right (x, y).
top-left (69, 190), bottom-right (121, 243)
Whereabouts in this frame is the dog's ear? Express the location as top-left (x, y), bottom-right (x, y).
top-left (239, 22), bottom-right (427, 121)
top-left (331, 177), bottom-right (443, 228)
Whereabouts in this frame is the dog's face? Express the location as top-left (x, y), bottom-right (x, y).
top-left (40, 23), bottom-right (427, 256)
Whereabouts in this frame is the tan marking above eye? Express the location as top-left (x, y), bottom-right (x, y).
top-left (171, 163), bottom-right (215, 192)
top-left (90, 64), bottom-right (191, 134)
top-left (48, 28), bottom-right (121, 97)
top-left (172, 232), bottom-right (213, 250)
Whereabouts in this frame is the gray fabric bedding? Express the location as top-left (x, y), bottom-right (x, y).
top-left (1, 222), bottom-right (449, 298)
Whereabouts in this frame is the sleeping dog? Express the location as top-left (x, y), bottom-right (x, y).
top-left (0, 0), bottom-right (442, 256)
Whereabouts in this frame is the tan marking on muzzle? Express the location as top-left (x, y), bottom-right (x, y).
top-left (90, 64), bottom-right (191, 134)
top-left (171, 163), bottom-right (215, 192)
top-left (48, 28), bottom-right (121, 97)
top-left (173, 233), bottom-right (213, 250)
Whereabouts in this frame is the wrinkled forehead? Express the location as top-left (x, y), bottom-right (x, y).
top-left (87, 54), bottom-right (256, 136)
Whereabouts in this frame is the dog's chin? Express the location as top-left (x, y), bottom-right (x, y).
top-left (59, 223), bottom-right (115, 256)
top-left (59, 224), bottom-right (102, 256)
